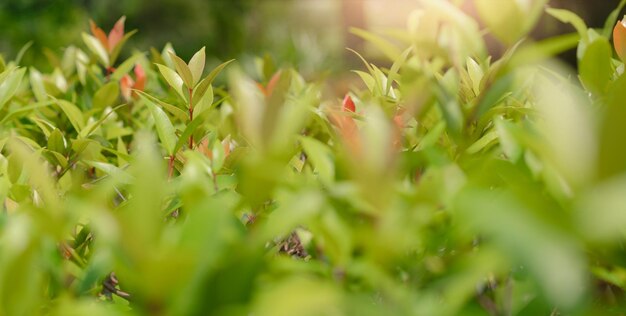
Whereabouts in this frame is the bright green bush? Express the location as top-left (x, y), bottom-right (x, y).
top-left (2, 0), bottom-right (626, 315)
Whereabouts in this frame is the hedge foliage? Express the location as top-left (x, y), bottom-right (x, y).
top-left (2, 0), bottom-right (626, 315)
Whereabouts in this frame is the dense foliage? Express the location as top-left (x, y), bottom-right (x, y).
top-left (3, 0), bottom-right (626, 315)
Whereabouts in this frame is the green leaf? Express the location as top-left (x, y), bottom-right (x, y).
top-left (7, 154), bottom-right (23, 184)
top-left (192, 76), bottom-right (213, 106)
top-left (512, 32), bottom-right (580, 65)
top-left (29, 68), bottom-right (47, 102)
top-left (54, 99), bottom-right (85, 132)
top-left (546, 8), bottom-right (588, 41)
top-left (79, 103), bottom-right (127, 138)
top-left (0, 68), bottom-right (26, 111)
top-left (466, 130), bottom-right (498, 154)
top-left (156, 64), bottom-right (186, 101)
top-left (475, 0), bottom-right (525, 45)
top-left (168, 52), bottom-right (194, 90)
top-left (84, 160), bottom-right (133, 184)
top-left (204, 59), bottom-right (235, 87)
top-left (211, 139), bottom-right (225, 173)
top-left (15, 41), bottom-right (33, 66)
top-left (188, 47), bottom-right (206, 86)
top-left (81, 33), bottom-right (109, 66)
top-left (47, 129), bottom-right (67, 155)
top-left (92, 81), bottom-right (120, 110)
top-left (0, 100), bottom-right (54, 124)
top-left (603, 0), bottom-right (626, 38)
top-left (192, 84), bottom-right (213, 115)
top-left (173, 108), bottom-right (212, 153)
top-left (474, 73), bottom-right (514, 120)
top-left (351, 28), bottom-right (401, 60)
top-left (298, 136), bottom-right (334, 185)
top-left (134, 90), bottom-right (188, 122)
top-left (386, 47), bottom-right (412, 95)
top-left (580, 37), bottom-right (613, 96)
top-left (111, 53), bottom-right (143, 81)
top-left (466, 57), bottom-right (484, 96)
top-left (138, 93), bottom-right (177, 155)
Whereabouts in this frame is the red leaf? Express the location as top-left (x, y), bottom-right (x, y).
top-left (107, 16), bottom-right (126, 52)
top-left (342, 94), bottom-right (356, 112)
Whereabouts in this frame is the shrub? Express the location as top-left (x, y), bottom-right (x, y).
top-left (2, 0), bottom-right (626, 315)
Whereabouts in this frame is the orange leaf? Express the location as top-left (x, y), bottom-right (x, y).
top-left (120, 75), bottom-right (134, 101)
top-left (90, 20), bottom-right (109, 51)
top-left (265, 71), bottom-right (282, 97)
top-left (614, 18), bottom-right (626, 62)
top-left (133, 63), bottom-right (146, 92)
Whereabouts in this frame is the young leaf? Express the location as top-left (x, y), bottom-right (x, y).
top-left (109, 30), bottom-right (137, 66)
top-left (466, 57), bottom-right (484, 96)
top-left (188, 47), bottom-right (206, 86)
top-left (82, 33), bottom-right (109, 66)
top-left (168, 52), bottom-right (194, 90)
top-left (204, 59), bottom-right (235, 86)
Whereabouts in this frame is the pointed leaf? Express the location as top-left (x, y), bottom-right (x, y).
top-left (109, 30), bottom-right (137, 66)
top-left (84, 160), bottom-right (133, 184)
top-left (53, 99), bottom-right (85, 132)
top-left (134, 90), bottom-right (188, 122)
top-left (204, 59), bottom-right (235, 86)
top-left (168, 52), bottom-right (194, 90)
top-left (29, 68), bottom-right (47, 102)
top-left (79, 103), bottom-right (127, 138)
top-left (107, 16), bottom-right (126, 50)
top-left (138, 93), bottom-right (177, 155)
top-left (82, 33), bottom-right (109, 66)
top-left (192, 76), bottom-right (213, 106)
top-left (173, 108), bottom-right (212, 153)
top-left (188, 47), bottom-right (206, 86)
top-left (0, 68), bottom-right (26, 111)
top-left (111, 53), bottom-right (143, 81)
top-left (156, 63), bottom-right (186, 101)
top-left (47, 129), bottom-right (67, 155)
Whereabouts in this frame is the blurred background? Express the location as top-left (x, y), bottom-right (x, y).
top-left (0, 0), bottom-right (622, 74)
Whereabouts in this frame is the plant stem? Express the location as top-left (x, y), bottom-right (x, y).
top-left (188, 88), bottom-right (194, 149)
